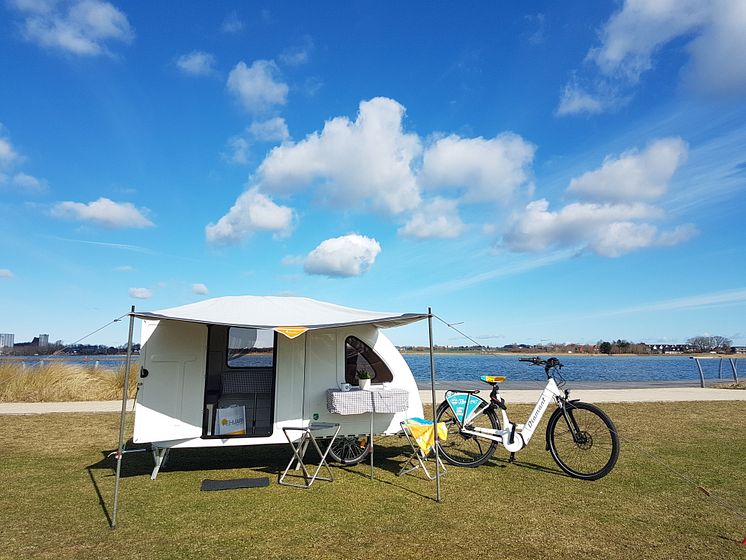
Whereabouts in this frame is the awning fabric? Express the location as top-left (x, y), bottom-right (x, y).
top-left (131, 296), bottom-right (428, 331)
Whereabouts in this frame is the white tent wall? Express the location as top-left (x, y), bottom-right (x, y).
top-left (132, 319), bottom-right (423, 450)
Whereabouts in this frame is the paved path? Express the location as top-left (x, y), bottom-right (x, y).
top-left (1, 387), bottom-right (744, 415)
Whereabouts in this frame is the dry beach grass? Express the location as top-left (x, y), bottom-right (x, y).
top-left (0, 362), bottom-right (138, 402)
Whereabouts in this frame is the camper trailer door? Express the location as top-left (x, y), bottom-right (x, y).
top-left (133, 320), bottom-right (207, 443)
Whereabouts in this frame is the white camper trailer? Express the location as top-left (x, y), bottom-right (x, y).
top-left (130, 296), bottom-right (428, 475)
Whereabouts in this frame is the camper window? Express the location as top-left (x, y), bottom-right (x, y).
top-left (227, 327), bottom-right (275, 368)
top-left (345, 336), bottom-right (393, 386)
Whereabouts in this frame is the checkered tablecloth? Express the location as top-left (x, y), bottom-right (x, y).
top-left (326, 388), bottom-right (409, 415)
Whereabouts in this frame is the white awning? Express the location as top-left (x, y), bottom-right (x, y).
top-left (131, 296), bottom-right (428, 331)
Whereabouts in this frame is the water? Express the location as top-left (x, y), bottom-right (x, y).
top-left (403, 353), bottom-right (744, 387)
top-left (2, 353), bottom-right (742, 386)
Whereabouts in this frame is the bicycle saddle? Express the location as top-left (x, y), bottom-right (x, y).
top-left (480, 375), bottom-right (506, 385)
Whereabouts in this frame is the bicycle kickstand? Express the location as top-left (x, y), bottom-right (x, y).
top-left (508, 452), bottom-right (516, 463)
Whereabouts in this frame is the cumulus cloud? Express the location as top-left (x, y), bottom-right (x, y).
top-left (223, 118), bottom-right (289, 165)
top-left (258, 97), bottom-right (422, 214)
top-left (398, 198), bottom-right (465, 239)
top-left (502, 198), bottom-right (695, 257)
top-left (192, 283), bottom-right (209, 295)
top-left (0, 269), bottom-right (13, 278)
top-left (227, 60), bottom-right (288, 113)
top-left (9, 0), bottom-right (134, 56)
top-left (567, 137), bottom-right (688, 202)
top-left (420, 133), bottom-right (535, 203)
top-left (51, 197), bottom-right (154, 229)
top-left (205, 187), bottom-right (294, 244)
top-left (176, 51), bottom-right (216, 76)
top-left (128, 287), bottom-right (152, 299)
top-left (303, 234), bottom-right (381, 277)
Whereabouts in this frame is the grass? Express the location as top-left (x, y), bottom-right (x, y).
top-left (0, 362), bottom-right (138, 403)
top-left (0, 402), bottom-right (744, 560)
top-left (714, 381), bottom-right (746, 390)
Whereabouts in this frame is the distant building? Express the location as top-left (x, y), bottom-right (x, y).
top-left (0, 333), bottom-right (14, 350)
top-left (38, 334), bottom-right (49, 348)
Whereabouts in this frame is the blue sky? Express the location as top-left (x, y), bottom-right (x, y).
top-left (1, 1), bottom-right (745, 347)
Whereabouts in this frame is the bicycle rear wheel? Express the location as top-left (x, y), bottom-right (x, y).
top-left (435, 401), bottom-right (499, 467)
top-left (327, 435), bottom-right (371, 465)
top-left (546, 401), bottom-right (619, 480)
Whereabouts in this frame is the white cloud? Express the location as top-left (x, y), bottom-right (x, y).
top-left (588, 0), bottom-right (708, 82)
top-left (128, 287), bottom-right (152, 299)
top-left (224, 136), bottom-right (250, 164)
top-left (684, 0), bottom-right (746, 95)
top-left (502, 198), bottom-right (695, 257)
top-left (559, 1), bottom-right (746, 114)
top-left (556, 83), bottom-right (605, 116)
top-left (10, 0), bottom-right (134, 56)
top-left (51, 197), bottom-right (154, 229)
top-left (248, 117), bottom-right (289, 142)
top-left (279, 36), bottom-right (314, 66)
top-left (223, 118), bottom-right (289, 165)
top-left (192, 283), bottom-right (209, 295)
top-left (221, 10), bottom-right (243, 34)
top-left (0, 269), bottom-right (13, 279)
top-left (10, 172), bottom-right (45, 193)
top-left (226, 60), bottom-right (288, 113)
top-left (567, 137), bottom-right (688, 202)
top-left (398, 198), bottom-right (465, 239)
top-left (205, 187), bottom-right (294, 244)
top-left (303, 234), bottom-right (381, 278)
top-left (0, 136), bottom-right (20, 169)
top-left (114, 265), bottom-right (134, 272)
top-left (258, 97), bottom-right (422, 214)
top-left (176, 51), bottom-right (216, 76)
top-left (420, 133), bottom-right (535, 203)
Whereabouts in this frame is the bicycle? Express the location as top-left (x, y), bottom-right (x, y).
top-left (435, 357), bottom-right (620, 480)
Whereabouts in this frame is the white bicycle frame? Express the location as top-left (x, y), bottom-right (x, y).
top-left (445, 377), bottom-right (565, 453)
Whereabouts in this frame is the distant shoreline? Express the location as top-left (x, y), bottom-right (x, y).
top-left (399, 351), bottom-right (740, 358)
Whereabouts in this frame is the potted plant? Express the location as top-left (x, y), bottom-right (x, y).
top-left (356, 369), bottom-right (372, 390)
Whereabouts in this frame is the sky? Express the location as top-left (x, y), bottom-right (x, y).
top-left (1, 0), bottom-right (745, 348)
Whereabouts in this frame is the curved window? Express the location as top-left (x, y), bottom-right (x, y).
top-left (345, 336), bottom-right (393, 385)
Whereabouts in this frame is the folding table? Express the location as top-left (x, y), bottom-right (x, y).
top-left (278, 422), bottom-right (341, 488)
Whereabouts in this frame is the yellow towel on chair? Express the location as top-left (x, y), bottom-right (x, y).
top-left (404, 418), bottom-right (448, 454)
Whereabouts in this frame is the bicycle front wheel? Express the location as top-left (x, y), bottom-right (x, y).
top-left (546, 401), bottom-right (619, 480)
top-left (435, 401), bottom-right (499, 467)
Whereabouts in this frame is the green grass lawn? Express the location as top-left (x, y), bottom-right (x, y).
top-left (1, 402), bottom-right (745, 560)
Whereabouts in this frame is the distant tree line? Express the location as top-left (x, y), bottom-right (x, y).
top-left (3, 342), bottom-right (141, 356)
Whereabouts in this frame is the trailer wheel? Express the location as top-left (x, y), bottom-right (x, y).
top-left (327, 435), bottom-right (371, 465)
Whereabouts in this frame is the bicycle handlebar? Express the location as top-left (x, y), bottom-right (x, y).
top-left (519, 356), bottom-right (563, 369)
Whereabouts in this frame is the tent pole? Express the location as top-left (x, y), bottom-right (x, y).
top-left (112, 305), bottom-right (135, 529)
top-left (428, 307), bottom-right (441, 503)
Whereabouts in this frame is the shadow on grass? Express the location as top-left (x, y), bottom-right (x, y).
top-left (86, 440), bottom-right (291, 479)
top-left (86, 467), bottom-right (112, 528)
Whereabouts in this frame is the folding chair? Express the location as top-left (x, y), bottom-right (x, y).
top-left (398, 417), bottom-right (447, 480)
top-left (279, 422), bottom-right (341, 488)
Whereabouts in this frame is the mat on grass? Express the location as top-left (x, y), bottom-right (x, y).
top-left (200, 477), bottom-right (270, 491)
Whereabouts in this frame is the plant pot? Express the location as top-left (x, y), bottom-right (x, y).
top-left (358, 378), bottom-right (371, 390)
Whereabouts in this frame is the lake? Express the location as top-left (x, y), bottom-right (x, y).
top-left (2, 353), bottom-right (742, 388)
